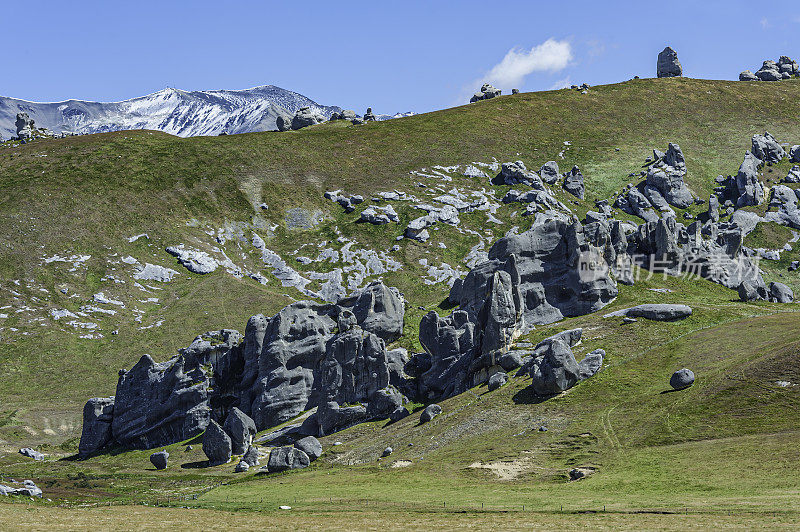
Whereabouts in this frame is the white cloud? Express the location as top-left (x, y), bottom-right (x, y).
top-left (483, 39), bottom-right (572, 89)
top-left (548, 77), bottom-right (572, 90)
top-left (760, 17), bottom-right (769, 29)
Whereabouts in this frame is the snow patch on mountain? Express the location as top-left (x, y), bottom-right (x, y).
top-left (0, 85), bottom-right (344, 138)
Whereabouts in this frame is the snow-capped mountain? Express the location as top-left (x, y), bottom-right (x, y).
top-left (0, 85), bottom-right (345, 138)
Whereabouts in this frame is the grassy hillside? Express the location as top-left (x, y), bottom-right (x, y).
top-left (2, 77), bottom-right (800, 528)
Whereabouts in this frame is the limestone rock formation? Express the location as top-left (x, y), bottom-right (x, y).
top-left (768, 281), bottom-right (794, 303)
top-left (735, 151), bottom-right (764, 207)
top-left (739, 70), bottom-right (758, 81)
top-left (79, 281), bottom-right (406, 453)
top-left (223, 407), bottom-right (257, 455)
top-left (751, 132), bottom-right (785, 163)
top-left (470, 83), bottom-right (501, 103)
top-left (420, 404), bottom-right (442, 423)
top-left (15, 113), bottom-right (34, 139)
top-left (418, 219), bottom-right (617, 400)
top-left (267, 446), bottom-right (310, 472)
top-left (746, 57), bottom-right (798, 81)
top-left (294, 436), bottom-right (322, 461)
top-left (756, 60), bottom-right (781, 81)
top-left (603, 304), bottom-right (692, 321)
top-left (657, 47), bottom-right (682, 78)
top-left (529, 337), bottom-right (603, 396)
top-left (291, 107), bottom-right (326, 130)
top-left (497, 161), bottom-right (544, 188)
top-left (487, 371), bottom-right (508, 391)
top-left (78, 397), bottom-right (115, 457)
top-left (150, 450), bottom-right (169, 470)
top-left (562, 165), bottom-right (585, 199)
top-left (738, 279), bottom-right (768, 301)
top-left (539, 161), bottom-right (560, 184)
top-left (203, 420), bottom-right (232, 465)
top-left (645, 143), bottom-right (694, 208)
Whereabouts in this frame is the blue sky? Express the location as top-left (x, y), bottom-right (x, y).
top-left (5, 1), bottom-right (800, 113)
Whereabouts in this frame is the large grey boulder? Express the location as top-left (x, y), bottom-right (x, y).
top-left (294, 436), bottom-right (323, 461)
top-left (267, 446), bottom-right (310, 472)
top-left (769, 282), bottom-right (794, 303)
top-left (738, 279), bottom-right (768, 301)
top-left (645, 143), bottom-right (693, 208)
top-left (203, 420), bottom-right (232, 465)
top-left (657, 47), bottom-right (682, 78)
top-left (670, 368), bottom-right (695, 390)
top-left (778, 56), bottom-right (798, 75)
top-left (223, 407), bottom-right (257, 455)
top-left (739, 70), bottom-right (758, 81)
top-left (317, 327), bottom-right (390, 406)
top-left (577, 349), bottom-right (604, 380)
top-left (615, 187), bottom-right (659, 222)
top-left (78, 397), bottom-right (115, 457)
top-left (756, 61), bottom-right (781, 81)
top-left (360, 205), bottom-right (399, 224)
top-left (751, 132), bottom-right (785, 163)
top-left (291, 107), bottom-right (326, 130)
top-left (166, 245), bottom-right (219, 274)
top-left (789, 146), bottom-right (800, 164)
top-left (470, 83), bottom-right (501, 103)
top-left (149, 450), bottom-right (169, 470)
top-left (562, 166), bottom-right (585, 199)
top-left (276, 112), bottom-right (292, 132)
top-left (497, 161), bottom-right (544, 188)
top-left (531, 339), bottom-right (582, 395)
top-left (487, 371), bottom-right (508, 391)
top-left (603, 304), bottom-right (692, 321)
top-left (539, 161), bottom-right (560, 184)
top-left (420, 404), bottom-right (442, 423)
top-left (242, 445), bottom-right (260, 466)
top-left (19, 448), bottom-right (44, 461)
top-left (310, 401), bottom-right (368, 436)
top-left (764, 185), bottom-right (800, 229)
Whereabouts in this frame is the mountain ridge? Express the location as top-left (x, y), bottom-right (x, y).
top-left (0, 84), bottom-right (411, 138)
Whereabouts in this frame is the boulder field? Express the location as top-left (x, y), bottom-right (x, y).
top-left (78, 130), bottom-right (797, 457)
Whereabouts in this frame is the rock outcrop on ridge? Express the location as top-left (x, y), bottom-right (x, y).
top-left (741, 56), bottom-right (798, 81)
top-left (470, 83), bottom-right (501, 103)
top-left (657, 47), bottom-right (682, 78)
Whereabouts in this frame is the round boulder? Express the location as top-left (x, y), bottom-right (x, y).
top-left (670, 368), bottom-right (695, 390)
top-left (420, 404), bottom-right (442, 423)
top-left (382, 447), bottom-right (393, 457)
top-left (488, 371), bottom-right (509, 391)
top-left (294, 436), bottom-right (323, 462)
top-left (149, 450), bottom-right (169, 470)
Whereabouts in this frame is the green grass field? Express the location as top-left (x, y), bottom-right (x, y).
top-left (2, 77), bottom-right (800, 529)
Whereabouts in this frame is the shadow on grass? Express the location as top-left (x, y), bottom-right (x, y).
top-left (181, 460), bottom-right (212, 469)
top-left (512, 385), bottom-right (553, 405)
